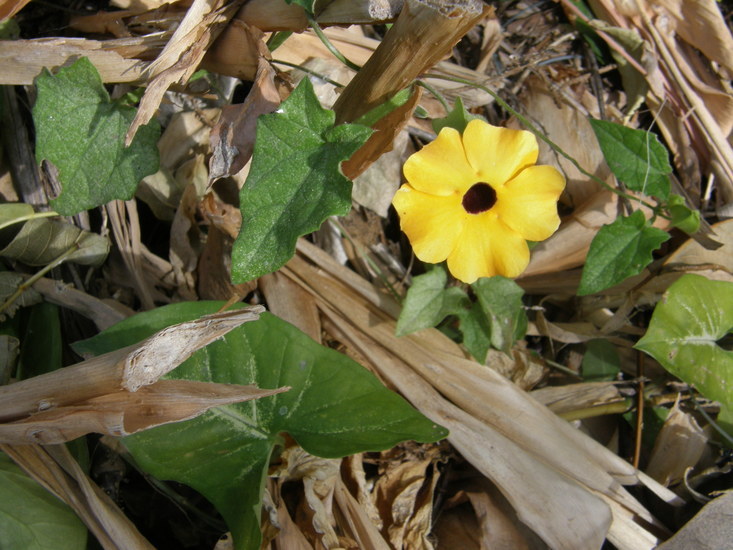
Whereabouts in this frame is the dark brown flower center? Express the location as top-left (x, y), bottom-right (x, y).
top-left (462, 183), bottom-right (497, 214)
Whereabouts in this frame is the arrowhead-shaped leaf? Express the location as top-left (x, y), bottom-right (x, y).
top-left (579, 210), bottom-right (669, 295)
top-left (74, 302), bottom-right (447, 550)
top-left (635, 274), bottom-right (733, 412)
top-left (231, 78), bottom-right (371, 282)
top-left (33, 57), bottom-right (160, 215)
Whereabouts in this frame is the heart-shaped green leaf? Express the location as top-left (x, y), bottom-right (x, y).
top-left (74, 302), bottom-right (447, 550)
top-left (231, 78), bottom-right (371, 282)
top-left (589, 118), bottom-right (671, 199)
top-left (635, 274), bottom-right (733, 412)
top-left (33, 57), bottom-right (160, 215)
top-left (579, 210), bottom-right (669, 295)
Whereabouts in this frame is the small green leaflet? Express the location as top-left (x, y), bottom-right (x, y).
top-left (578, 210), bottom-right (669, 296)
top-left (33, 57), bottom-right (160, 215)
top-left (74, 302), bottom-right (447, 550)
top-left (396, 265), bottom-right (469, 336)
top-left (635, 275), bottom-right (733, 416)
top-left (432, 97), bottom-right (483, 135)
top-left (231, 79), bottom-right (371, 282)
top-left (589, 118), bottom-right (671, 199)
top-left (458, 276), bottom-right (527, 361)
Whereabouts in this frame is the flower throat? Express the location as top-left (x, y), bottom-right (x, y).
top-left (462, 183), bottom-right (497, 214)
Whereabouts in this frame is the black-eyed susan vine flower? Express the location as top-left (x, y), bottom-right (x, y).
top-left (392, 119), bottom-right (565, 283)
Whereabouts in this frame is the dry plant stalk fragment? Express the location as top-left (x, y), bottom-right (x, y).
top-left (0, 306), bottom-right (289, 444)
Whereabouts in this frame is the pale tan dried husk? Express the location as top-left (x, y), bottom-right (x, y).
top-left (276, 239), bottom-right (681, 550)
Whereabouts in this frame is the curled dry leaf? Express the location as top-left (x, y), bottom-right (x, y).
top-left (0, 379), bottom-right (287, 445)
top-left (209, 57), bottom-right (284, 182)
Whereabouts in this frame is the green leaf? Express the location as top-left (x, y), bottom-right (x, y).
top-left (0, 218), bottom-right (109, 266)
top-left (432, 97), bottom-right (483, 135)
top-left (581, 339), bottom-right (621, 381)
top-left (33, 57), bottom-right (160, 215)
top-left (396, 265), bottom-right (469, 336)
top-left (74, 302), bottom-right (447, 550)
top-left (0, 452), bottom-right (86, 550)
top-left (667, 194), bottom-right (701, 234)
top-left (578, 210), bottom-right (669, 296)
top-left (635, 274), bottom-right (733, 412)
top-left (231, 78), bottom-right (371, 282)
top-left (19, 302), bottom-right (62, 378)
top-left (458, 276), bottom-right (527, 360)
top-left (589, 118), bottom-right (671, 199)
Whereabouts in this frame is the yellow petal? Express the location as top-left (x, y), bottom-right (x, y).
top-left (403, 127), bottom-right (477, 196)
top-left (446, 215), bottom-right (530, 283)
top-left (392, 185), bottom-right (465, 263)
top-left (463, 120), bottom-right (538, 188)
top-left (495, 165), bottom-right (566, 241)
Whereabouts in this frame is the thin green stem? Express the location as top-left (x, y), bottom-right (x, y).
top-left (307, 15), bottom-right (361, 72)
top-left (421, 73), bottom-right (665, 216)
top-left (271, 59), bottom-right (345, 88)
top-left (415, 80), bottom-right (450, 113)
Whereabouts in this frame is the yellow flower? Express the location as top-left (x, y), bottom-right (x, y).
top-left (392, 119), bottom-right (565, 283)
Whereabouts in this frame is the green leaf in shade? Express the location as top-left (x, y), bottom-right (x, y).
top-left (581, 339), bottom-right (621, 381)
top-left (589, 118), bottom-right (671, 199)
top-left (19, 302), bottom-right (62, 378)
top-left (635, 274), bottom-right (733, 414)
top-left (231, 79), bottom-right (371, 282)
top-left (396, 265), bottom-right (469, 336)
top-left (0, 218), bottom-right (109, 266)
top-left (33, 57), bottom-right (160, 215)
top-left (432, 97), bottom-right (483, 135)
top-left (0, 452), bottom-right (86, 550)
top-left (74, 302), bottom-right (447, 550)
top-left (458, 276), bottom-right (527, 361)
top-left (578, 210), bottom-right (669, 296)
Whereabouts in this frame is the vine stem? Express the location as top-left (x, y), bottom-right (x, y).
top-left (307, 15), bottom-right (362, 72)
top-left (421, 73), bottom-right (666, 217)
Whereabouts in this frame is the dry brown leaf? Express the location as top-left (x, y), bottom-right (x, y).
top-left (0, 0), bottom-right (31, 19)
top-left (516, 76), bottom-right (609, 208)
top-left (333, 0), bottom-right (490, 124)
top-left (0, 379), bottom-right (286, 444)
top-left (373, 445), bottom-right (441, 550)
top-left (259, 271), bottom-right (321, 343)
top-left (209, 57), bottom-right (283, 182)
top-left (285, 240), bottom-right (679, 550)
top-left (0, 37), bottom-right (159, 85)
top-left (342, 86), bottom-right (421, 180)
top-left (125, 0), bottom-right (243, 144)
top-left (645, 399), bottom-right (708, 487)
